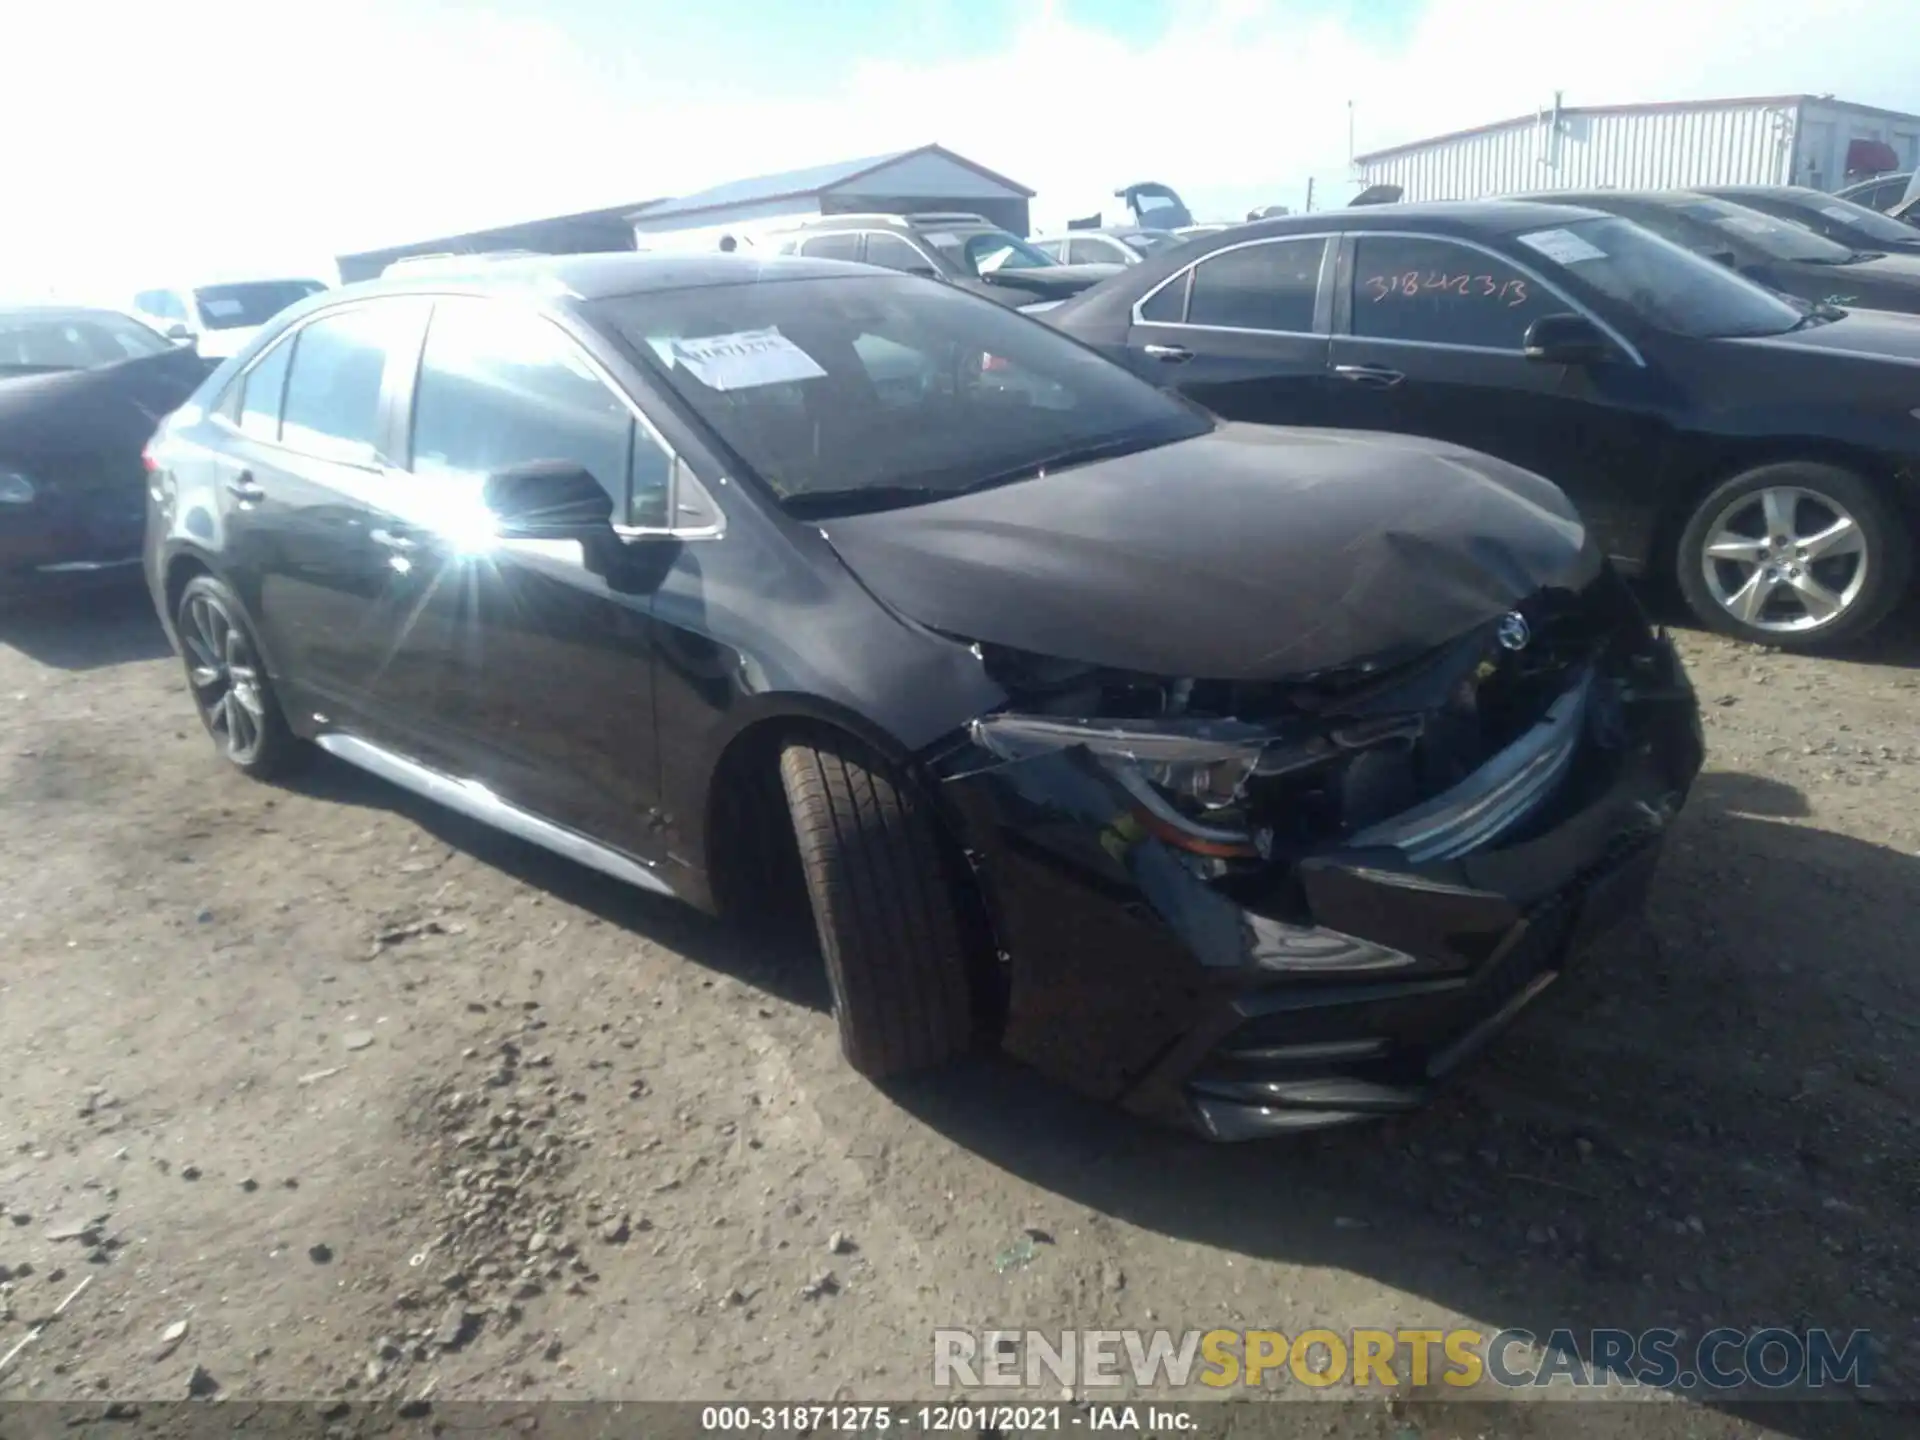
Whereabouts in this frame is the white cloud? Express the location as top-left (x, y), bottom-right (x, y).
top-left (4, 0), bottom-right (1915, 301)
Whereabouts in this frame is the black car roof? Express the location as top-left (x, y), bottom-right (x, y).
top-left (327, 252), bottom-right (885, 304)
top-left (1522, 190), bottom-right (1712, 210)
top-left (1221, 198), bottom-right (1610, 238)
top-left (0, 304), bottom-right (149, 323)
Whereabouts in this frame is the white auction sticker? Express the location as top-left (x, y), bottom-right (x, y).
top-left (667, 328), bottom-right (827, 391)
top-left (1515, 228), bottom-right (1608, 265)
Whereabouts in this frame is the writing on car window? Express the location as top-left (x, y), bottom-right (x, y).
top-left (1362, 271), bottom-right (1532, 306)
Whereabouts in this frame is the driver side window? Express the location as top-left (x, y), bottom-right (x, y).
top-left (409, 299), bottom-right (671, 527)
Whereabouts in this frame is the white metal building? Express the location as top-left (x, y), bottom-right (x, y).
top-left (1353, 94), bottom-right (1920, 201)
top-left (626, 145), bottom-right (1036, 252)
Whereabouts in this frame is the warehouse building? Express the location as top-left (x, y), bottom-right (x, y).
top-left (626, 145), bottom-right (1036, 252)
top-left (334, 199), bottom-right (658, 283)
top-left (1354, 94), bottom-right (1920, 202)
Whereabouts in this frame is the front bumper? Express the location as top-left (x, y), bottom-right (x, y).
top-left (938, 631), bottom-right (1705, 1139)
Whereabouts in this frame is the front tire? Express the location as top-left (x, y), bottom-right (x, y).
top-left (1675, 461), bottom-right (1910, 649)
top-left (176, 575), bottom-right (306, 779)
top-left (778, 735), bottom-right (977, 1078)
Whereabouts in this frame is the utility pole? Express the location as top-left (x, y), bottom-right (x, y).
top-left (1304, 177), bottom-right (1315, 213)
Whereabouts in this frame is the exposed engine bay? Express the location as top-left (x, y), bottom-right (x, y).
top-left (956, 569), bottom-right (1676, 873)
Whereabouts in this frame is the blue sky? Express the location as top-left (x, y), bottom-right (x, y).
top-left (3, 0), bottom-right (1913, 299)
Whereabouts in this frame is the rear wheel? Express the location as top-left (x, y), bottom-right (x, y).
top-left (1675, 461), bottom-right (1910, 649)
top-left (777, 735), bottom-right (977, 1078)
top-left (176, 575), bottom-right (306, 779)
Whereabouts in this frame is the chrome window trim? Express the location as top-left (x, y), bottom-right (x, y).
top-left (1130, 232), bottom-right (1340, 336)
top-left (1130, 227), bottom-right (1647, 366)
top-left (1344, 229), bottom-right (1647, 367)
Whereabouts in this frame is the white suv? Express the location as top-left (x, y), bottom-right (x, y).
top-left (131, 278), bottom-right (330, 360)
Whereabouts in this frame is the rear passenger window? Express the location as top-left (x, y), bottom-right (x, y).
top-left (1350, 236), bottom-right (1561, 349)
top-left (279, 306), bottom-right (402, 463)
top-left (799, 233), bottom-right (863, 262)
top-left (1186, 238), bottom-right (1325, 332)
top-left (238, 338), bottom-right (294, 441)
top-left (1138, 271), bottom-right (1189, 323)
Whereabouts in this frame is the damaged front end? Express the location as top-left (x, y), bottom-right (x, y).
top-left (930, 568), bottom-right (1705, 1140)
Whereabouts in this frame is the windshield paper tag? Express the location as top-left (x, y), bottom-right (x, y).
top-left (668, 328), bottom-right (826, 390)
top-left (1516, 228), bottom-right (1607, 265)
top-left (201, 298), bottom-right (245, 318)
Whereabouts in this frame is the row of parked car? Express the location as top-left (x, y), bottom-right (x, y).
top-left (0, 175), bottom-right (1910, 1138)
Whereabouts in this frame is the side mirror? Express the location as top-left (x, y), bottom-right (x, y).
top-left (165, 322), bottom-right (194, 343)
top-left (482, 461), bottom-right (613, 540)
top-left (1523, 313), bottom-right (1614, 366)
top-left (1705, 249), bottom-right (1739, 269)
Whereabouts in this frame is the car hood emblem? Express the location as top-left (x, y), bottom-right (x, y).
top-left (1497, 611), bottom-right (1532, 651)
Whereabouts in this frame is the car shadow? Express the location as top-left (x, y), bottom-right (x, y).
top-left (279, 747), bottom-right (1915, 1435)
top-left (873, 767), bottom-right (1918, 1435)
top-left (0, 580), bottom-right (173, 670)
top-left (281, 753), bottom-right (833, 1014)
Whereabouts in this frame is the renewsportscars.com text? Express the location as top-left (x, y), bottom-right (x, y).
top-left (933, 1326), bottom-right (1876, 1392)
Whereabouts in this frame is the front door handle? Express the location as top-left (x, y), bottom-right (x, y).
top-left (1142, 343), bottom-right (1192, 363)
top-left (369, 527), bottom-right (419, 553)
top-left (224, 470), bottom-right (265, 503)
top-left (1332, 363), bottom-right (1405, 388)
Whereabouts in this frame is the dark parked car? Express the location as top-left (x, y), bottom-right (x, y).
top-left (144, 254), bottom-right (1702, 1139)
top-left (769, 212), bottom-right (1120, 308)
top-left (1697, 185), bottom-right (1920, 257)
top-left (1, 306), bottom-right (211, 594)
top-left (1046, 199), bottom-right (1920, 649)
top-left (1835, 171), bottom-right (1914, 215)
top-left (1524, 189), bottom-right (1920, 314)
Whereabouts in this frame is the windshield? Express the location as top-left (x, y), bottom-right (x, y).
top-left (922, 228), bottom-right (1057, 275)
top-left (1512, 217), bottom-right (1808, 339)
top-left (597, 273), bottom-right (1209, 513)
top-left (1666, 198), bottom-right (1858, 263)
top-left (1764, 188), bottom-right (1920, 246)
top-left (0, 310), bottom-right (172, 370)
top-left (193, 280), bottom-right (327, 330)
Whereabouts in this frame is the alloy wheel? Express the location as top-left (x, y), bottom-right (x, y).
top-left (1699, 485), bottom-right (1869, 635)
top-left (181, 592), bottom-right (268, 764)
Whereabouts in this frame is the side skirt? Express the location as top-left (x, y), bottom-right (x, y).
top-left (315, 733), bottom-right (676, 899)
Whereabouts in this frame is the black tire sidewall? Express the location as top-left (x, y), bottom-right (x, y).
top-left (1675, 462), bottom-right (1911, 648)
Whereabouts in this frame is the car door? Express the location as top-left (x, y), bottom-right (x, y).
top-left (1119, 233), bottom-right (1334, 425)
top-left (389, 294), bottom-right (674, 859)
top-left (211, 298), bottom-right (437, 739)
top-left (1323, 230), bottom-right (1667, 567)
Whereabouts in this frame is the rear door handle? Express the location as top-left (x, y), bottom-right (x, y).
top-left (1332, 363), bottom-right (1405, 388)
top-left (369, 527), bottom-right (419, 553)
top-left (224, 470), bottom-right (265, 503)
top-left (1141, 343), bottom-right (1192, 363)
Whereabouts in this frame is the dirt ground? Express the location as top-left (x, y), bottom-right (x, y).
top-left (0, 582), bottom-right (1915, 1439)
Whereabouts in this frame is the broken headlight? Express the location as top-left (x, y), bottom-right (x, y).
top-left (968, 713), bottom-right (1412, 860)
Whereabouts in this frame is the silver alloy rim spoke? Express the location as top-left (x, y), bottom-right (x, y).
top-left (183, 595), bottom-right (261, 761)
top-left (1701, 485), bottom-right (1869, 634)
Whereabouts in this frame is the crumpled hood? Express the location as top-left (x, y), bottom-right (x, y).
top-left (819, 423), bottom-right (1597, 681)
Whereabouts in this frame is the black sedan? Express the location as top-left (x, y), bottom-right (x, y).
top-left (142, 254), bottom-right (1702, 1139)
top-left (2, 306), bottom-right (211, 595)
top-left (1046, 199), bottom-right (1920, 649)
top-left (1697, 184), bottom-right (1920, 257)
top-left (1525, 189), bottom-right (1920, 314)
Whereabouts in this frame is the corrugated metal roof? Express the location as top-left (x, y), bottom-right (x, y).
top-left (630, 145), bottom-right (1034, 222)
top-left (1356, 94), bottom-right (1920, 165)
